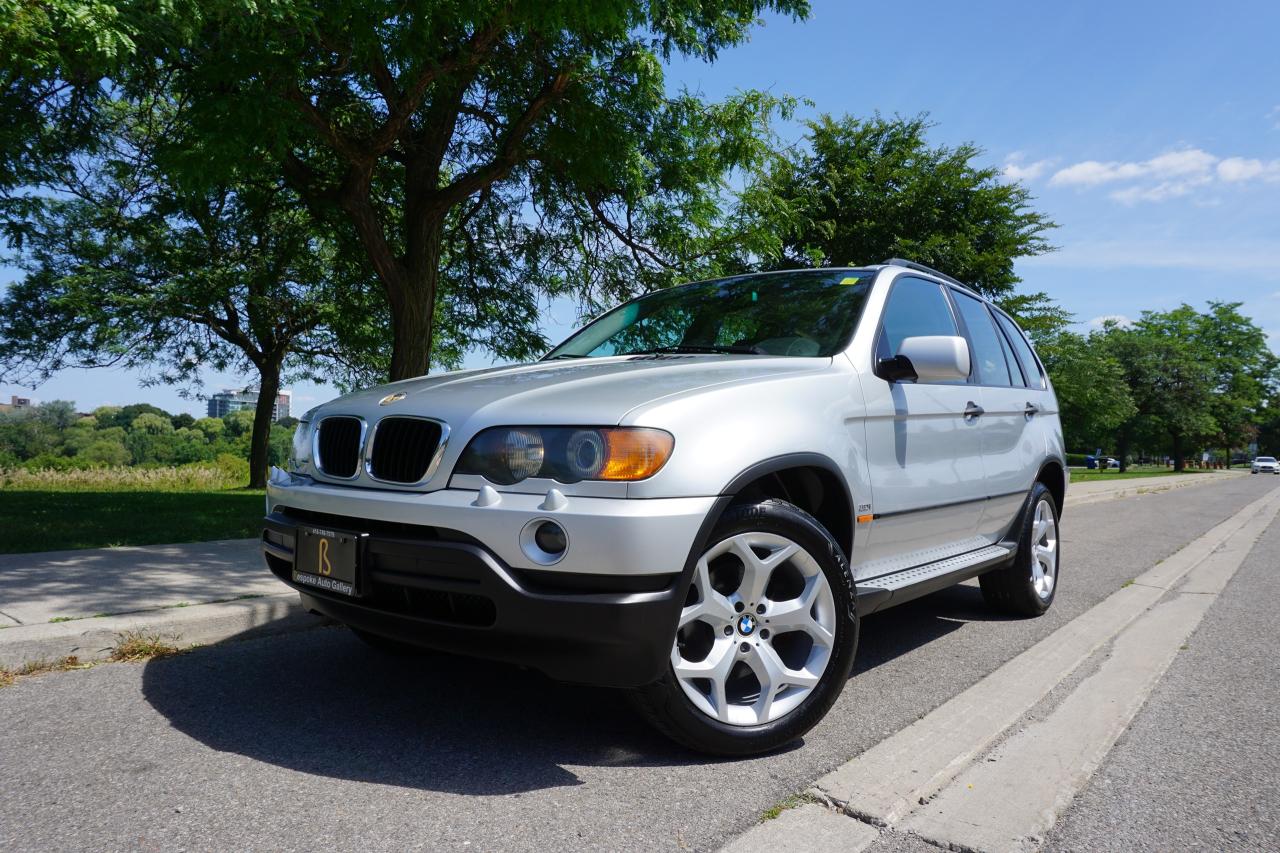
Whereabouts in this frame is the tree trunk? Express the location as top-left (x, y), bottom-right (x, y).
top-left (1171, 433), bottom-right (1185, 472)
top-left (387, 216), bottom-right (443, 381)
top-left (247, 362), bottom-right (283, 489)
top-left (1116, 432), bottom-right (1131, 473)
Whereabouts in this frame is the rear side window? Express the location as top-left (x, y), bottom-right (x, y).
top-left (952, 291), bottom-right (1013, 386)
top-left (994, 312), bottom-right (1047, 390)
top-left (879, 277), bottom-right (958, 356)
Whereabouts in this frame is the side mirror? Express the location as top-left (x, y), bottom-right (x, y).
top-left (882, 336), bottom-right (971, 383)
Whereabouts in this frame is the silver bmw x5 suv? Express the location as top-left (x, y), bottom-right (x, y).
top-left (263, 259), bottom-right (1066, 754)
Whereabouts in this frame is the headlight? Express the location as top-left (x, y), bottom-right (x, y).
top-left (288, 420), bottom-right (313, 472)
top-left (455, 427), bottom-right (674, 485)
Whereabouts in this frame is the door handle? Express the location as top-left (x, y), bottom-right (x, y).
top-left (1024, 401), bottom-right (1042, 416)
top-left (964, 401), bottom-right (985, 419)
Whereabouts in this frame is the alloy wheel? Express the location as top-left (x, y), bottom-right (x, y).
top-left (671, 531), bottom-right (836, 726)
top-left (1030, 498), bottom-right (1058, 600)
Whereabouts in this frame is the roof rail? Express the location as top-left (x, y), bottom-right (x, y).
top-left (881, 258), bottom-right (977, 294)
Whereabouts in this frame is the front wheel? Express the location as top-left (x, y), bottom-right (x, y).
top-left (980, 483), bottom-right (1060, 616)
top-left (628, 499), bottom-right (858, 756)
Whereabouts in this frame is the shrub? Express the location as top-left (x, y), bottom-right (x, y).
top-left (0, 464), bottom-right (248, 491)
top-left (212, 453), bottom-right (250, 485)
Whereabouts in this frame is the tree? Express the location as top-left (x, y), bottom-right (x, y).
top-left (0, 98), bottom-right (386, 487)
top-left (1035, 330), bottom-right (1136, 452)
top-left (1180, 302), bottom-right (1277, 455)
top-left (6, 0), bottom-right (810, 380)
top-left (743, 114), bottom-right (1056, 299)
top-left (1097, 318), bottom-right (1216, 472)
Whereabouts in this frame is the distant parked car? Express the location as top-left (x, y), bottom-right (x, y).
top-left (1098, 457), bottom-right (1121, 470)
top-left (1252, 456), bottom-right (1279, 474)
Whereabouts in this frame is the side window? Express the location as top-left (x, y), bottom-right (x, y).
top-left (878, 277), bottom-right (959, 357)
top-left (995, 312), bottom-right (1047, 390)
top-left (995, 315), bottom-right (1026, 385)
top-left (952, 291), bottom-right (1013, 386)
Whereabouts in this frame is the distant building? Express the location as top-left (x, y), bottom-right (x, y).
top-left (0, 395), bottom-right (32, 414)
top-left (206, 387), bottom-right (291, 422)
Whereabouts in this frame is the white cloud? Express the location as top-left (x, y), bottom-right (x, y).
top-left (1002, 152), bottom-right (1053, 182)
top-left (1049, 160), bottom-right (1145, 187)
top-left (1217, 157), bottom-right (1280, 183)
top-left (1270, 105), bottom-right (1280, 130)
top-left (1048, 147), bottom-right (1280, 203)
top-left (1050, 148), bottom-right (1218, 188)
top-left (1087, 314), bottom-right (1133, 329)
top-left (1019, 241), bottom-right (1280, 277)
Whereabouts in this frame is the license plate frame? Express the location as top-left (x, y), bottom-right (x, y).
top-left (293, 525), bottom-right (365, 597)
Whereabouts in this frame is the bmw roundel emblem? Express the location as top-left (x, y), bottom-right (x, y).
top-left (737, 614), bottom-right (757, 636)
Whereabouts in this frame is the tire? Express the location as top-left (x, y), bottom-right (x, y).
top-left (980, 482), bottom-right (1060, 616)
top-left (350, 627), bottom-right (431, 657)
top-left (628, 498), bottom-right (858, 756)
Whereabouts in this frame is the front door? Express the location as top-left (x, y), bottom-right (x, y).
top-left (859, 276), bottom-right (987, 580)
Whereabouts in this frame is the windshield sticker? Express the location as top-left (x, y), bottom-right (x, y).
top-left (840, 276), bottom-right (860, 285)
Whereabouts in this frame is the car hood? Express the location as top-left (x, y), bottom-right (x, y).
top-left (311, 355), bottom-right (831, 431)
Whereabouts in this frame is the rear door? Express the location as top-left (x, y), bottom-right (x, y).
top-left (859, 276), bottom-right (987, 579)
top-left (950, 290), bottom-right (1044, 542)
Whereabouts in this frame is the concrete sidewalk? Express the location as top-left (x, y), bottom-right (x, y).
top-left (0, 539), bottom-right (323, 668)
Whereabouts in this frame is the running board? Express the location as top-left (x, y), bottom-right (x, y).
top-left (855, 544), bottom-right (1013, 616)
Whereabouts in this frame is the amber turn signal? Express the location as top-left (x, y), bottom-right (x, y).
top-left (598, 428), bottom-right (675, 481)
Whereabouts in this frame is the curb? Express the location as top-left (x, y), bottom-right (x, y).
top-left (1064, 471), bottom-right (1245, 508)
top-left (0, 592), bottom-right (327, 669)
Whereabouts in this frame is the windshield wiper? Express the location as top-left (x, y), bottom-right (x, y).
top-left (624, 344), bottom-right (766, 356)
top-left (543, 353), bottom-right (589, 360)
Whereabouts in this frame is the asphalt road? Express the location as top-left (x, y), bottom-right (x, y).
top-left (1, 476), bottom-right (1277, 852)
top-left (1044, 490), bottom-right (1280, 852)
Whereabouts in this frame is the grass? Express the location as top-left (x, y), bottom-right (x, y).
top-left (0, 464), bottom-right (247, 492)
top-left (0, 631), bottom-right (188, 688)
top-left (108, 629), bottom-right (184, 662)
top-left (759, 792), bottom-right (822, 823)
top-left (1069, 465), bottom-right (1224, 483)
top-left (0, 655), bottom-right (88, 688)
top-left (0, 489), bottom-right (265, 553)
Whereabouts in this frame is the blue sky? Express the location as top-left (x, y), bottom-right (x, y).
top-left (4, 0), bottom-right (1278, 416)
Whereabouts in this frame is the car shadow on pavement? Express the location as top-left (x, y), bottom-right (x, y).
top-left (140, 583), bottom-right (1011, 794)
top-left (853, 581), bottom-right (1019, 677)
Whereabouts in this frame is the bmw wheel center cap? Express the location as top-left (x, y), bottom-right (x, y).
top-left (737, 614), bottom-right (757, 636)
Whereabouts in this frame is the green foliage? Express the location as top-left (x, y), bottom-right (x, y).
top-left (744, 114), bottom-right (1057, 300)
top-left (1037, 329), bottom-right (1137, 451)
top-left (2, 0), bottom-right (811, 380)
top-left (0, 398), bottom-right (288, 474)
top-left (1040, 303), bottom-right (1275, 468)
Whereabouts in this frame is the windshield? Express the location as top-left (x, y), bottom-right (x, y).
top-left (1259, 457), bottom-right (1277, 463)
top-left (544, 269), bottom-right (875, 359)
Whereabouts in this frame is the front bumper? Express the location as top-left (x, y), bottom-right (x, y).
top-left (265, 476), bottom-right (717, 577)
top-left (261, 490), bottom-right (728, 688)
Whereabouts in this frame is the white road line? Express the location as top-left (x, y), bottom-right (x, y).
top-left (812, 484), bottom-right (1280, 827)
top-left (902, 489), bottom-right (1280, 851)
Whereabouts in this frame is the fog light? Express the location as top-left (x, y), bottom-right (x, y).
top-left (534, 521), bottom-right (567, 555)
top-left (520, 518), bottom-right (570, 565)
